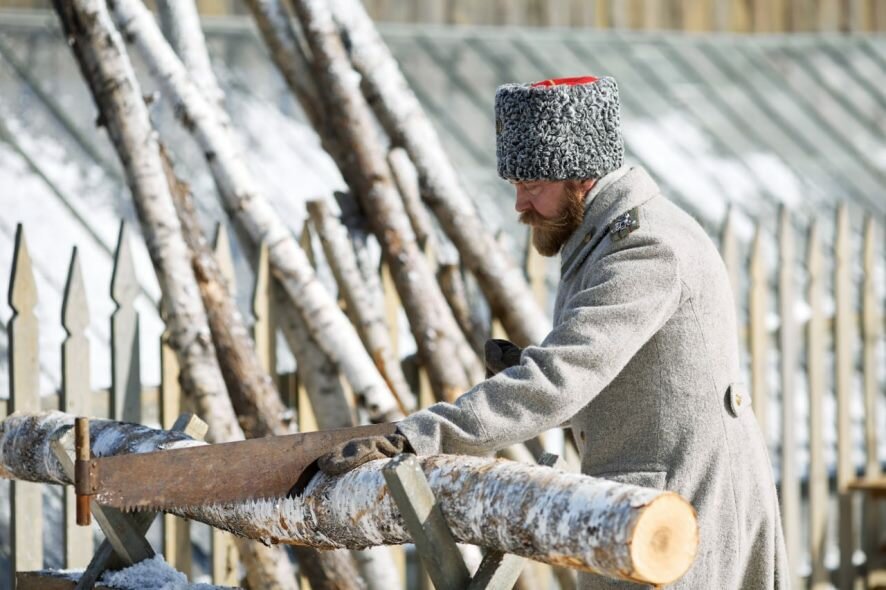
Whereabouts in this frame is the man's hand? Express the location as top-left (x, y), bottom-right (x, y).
top-left (485, 338), bottom-right (523, 378)
top-left (317, 432), bottom-right (413, 476)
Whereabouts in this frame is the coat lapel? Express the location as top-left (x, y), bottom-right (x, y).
top-left (560, 166), bottom-right (662, 281)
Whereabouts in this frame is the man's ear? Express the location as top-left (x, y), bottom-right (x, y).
top-left (581, 178), bottom-right (598, 193)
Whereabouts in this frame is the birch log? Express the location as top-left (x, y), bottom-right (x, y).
top-left (0, 411), bottom-right (699, 586)
top-left (163, 149), bottom-right (289, 438)
top-left (51, 5), bottom-right (300, 587)
top-left (290, 0), bottom-right (483, 403)
top-left (330, 0), bottom-right (548, 348)
top-left (307, 199), bottom-right (415, 414)
top-left (155, 0), bottom-right (224, 111)
top-left (53, 0), bottom-right (238, 445)
top-left (105, 0), bottom-right (400, 424)
top-left (167, 172), bottom-right (376, 584)
top-left (242, 0), bottom-right (324, 129)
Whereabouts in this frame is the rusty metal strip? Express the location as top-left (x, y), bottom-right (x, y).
top-left (85, 423), bottom-right (396, 512)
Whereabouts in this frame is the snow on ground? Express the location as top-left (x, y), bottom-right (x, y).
top-left (99, 555), bottom-right (235, 590)
top-left (37, 555), bottom-right (236, 589)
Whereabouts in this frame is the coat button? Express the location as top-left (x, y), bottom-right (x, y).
top-left (726, 383), bottom-right (750, 417)
top-left (579, 430), bottom-right (587, 443)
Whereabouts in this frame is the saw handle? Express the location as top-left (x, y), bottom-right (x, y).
top-left (75, 416), bottom-right (91, 526)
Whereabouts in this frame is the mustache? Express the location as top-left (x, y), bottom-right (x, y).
top-left (518, 209), bottom-right (575, 229)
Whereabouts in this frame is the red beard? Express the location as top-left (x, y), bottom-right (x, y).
top-left (519, 182), bottom-right (587, 257)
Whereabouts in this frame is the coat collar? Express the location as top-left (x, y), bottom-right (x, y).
top-left (559, 166), bottom-right (661, 277)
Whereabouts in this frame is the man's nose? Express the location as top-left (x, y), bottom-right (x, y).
top-left (514, 187), bottom-right (532, 213)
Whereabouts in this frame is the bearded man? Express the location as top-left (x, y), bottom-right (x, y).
top-left (320, 76), bottom-right (788, 589)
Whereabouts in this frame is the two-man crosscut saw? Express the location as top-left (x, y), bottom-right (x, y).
top-left (73, 417), bottom-right (396, 517)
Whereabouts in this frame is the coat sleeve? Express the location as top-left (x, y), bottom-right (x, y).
top-left (397, 227), bottom-right (683, 456)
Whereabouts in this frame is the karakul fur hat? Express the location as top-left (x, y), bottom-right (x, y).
top-left (495, 76), bottom-right (624, 181)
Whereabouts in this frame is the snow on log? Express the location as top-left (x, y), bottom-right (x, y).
top-left (0, 411), bottom-right (698, 585)
top-left (181, 456), bottom-right (697, 585)
top-left (0, 411), bottom-right (200, 485)
top-left (330, 0), bottom-right (549, 348)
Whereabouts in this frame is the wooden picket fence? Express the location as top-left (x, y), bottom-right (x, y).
top-left (1, 201), bottom-right (883, 588)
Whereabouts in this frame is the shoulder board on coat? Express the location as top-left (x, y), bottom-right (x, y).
top-left (608, 207), bottom-right (640, 242)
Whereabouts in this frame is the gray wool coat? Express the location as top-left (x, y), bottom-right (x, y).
top-left (397, 166), bottom-right (789, 589)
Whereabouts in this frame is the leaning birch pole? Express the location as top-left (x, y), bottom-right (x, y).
top-left (161, 149), bottom-right (291, 438)
top-left (53, 0), bottom-right (237, 446)
top-left (290, 0), bottom-right (483, 402)
top-left (106, 0), bottom-right (400, 423)
top-left (50, 5), bottom-right (297, 588)
top-left (155, 0), bottom-right (224, 111)
top-left (329, 0), bottom-right (548, 347)
top-left (307, 199), bottom-right (415, 414)
top-left (164, 156), bottom-right (372, 588)
top-left (1, 411), bottom-right (699, 587)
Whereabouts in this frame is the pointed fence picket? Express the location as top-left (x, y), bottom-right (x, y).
top-left (1, 204), bottom-right (883, 589)
top-left (749, 225), bottom-right (770, 440)
top-left (806, 220), bottom-right (830, 589)
top-left (779, 207), bottom-right (801, 590)
top-left (834, 204), bottom-right (856, 590)
top-left (862, 216), bottom-right (884, 585)
top-left (110, 222), bottom-right (141, 424)
top-left (61, 247), bottom-right (93, 569)
top-left (8, 224), bottom-right (42, 588)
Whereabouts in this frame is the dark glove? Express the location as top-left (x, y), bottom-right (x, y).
top-left (317, 431), bottom-right (413, 476)
top-left (484, 338), bottom-right (523, 378)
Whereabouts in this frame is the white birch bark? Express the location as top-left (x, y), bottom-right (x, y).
top-left (53, 0), bottom-right (238, 446)
top-left (52, 5), bottom-right (300, 587)
top-left (290, 0), bottom-right (483, 403)
top-left (105, 0), bottom-right (399, 423)
top-left (0, 411), bottom-right (698, 586)
top-left (330, 0), bottom-right (548, 347)
top-left (155, 0), bottom-right (224, 110)
top-left (242, 0), bottom-right (323, 128)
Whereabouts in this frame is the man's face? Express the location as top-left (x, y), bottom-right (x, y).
top-left (512, 179), bottom-right (595, 257)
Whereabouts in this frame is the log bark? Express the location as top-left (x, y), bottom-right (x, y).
top-left (387, 147), bottom-right (433, 251)
top-left (289, 0), bottom-right (483, 403)
top-left (241, 0), bottom-right (323, 129)
top-left (53, 0), bottom-right (238, 446)
top-left (307, 199), bottom-right (415, 415)
top-left (329, 0), bottom-right (548, 347)
top-left (106, 0), bottom-right (400, 424)
top-left (162, 148), bottom-right (311, 444)
top-left (155, 0), bottom-right (224, 111)
top-left (162, 148), bottom-right (290, 439)
top-left (165, 154), bottom-right (378, 590)
top-left (1, 411), bottom-right (699, 587)
top-left (50, 5), bottom-right (303, 587)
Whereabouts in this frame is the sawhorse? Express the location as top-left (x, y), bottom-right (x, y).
top-left (383, 451), bottom-right (564, 590)
top-left (39, 413), bottom-right (209, 590)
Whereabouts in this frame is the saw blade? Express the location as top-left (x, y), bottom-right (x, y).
top-left (80, 422), bottom-right (397, 512)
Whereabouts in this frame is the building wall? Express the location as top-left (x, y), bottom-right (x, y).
top-left (0, 0), bottom-right (884, 32)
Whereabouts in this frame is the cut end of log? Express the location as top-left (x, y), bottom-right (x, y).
top-left (629, 492), bottom-right (698, 585)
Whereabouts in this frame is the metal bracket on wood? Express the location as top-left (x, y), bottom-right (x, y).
top-left (51, 413), bottom-right (209, 590)
top-left (384, 450), bottom-right (565, 590)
